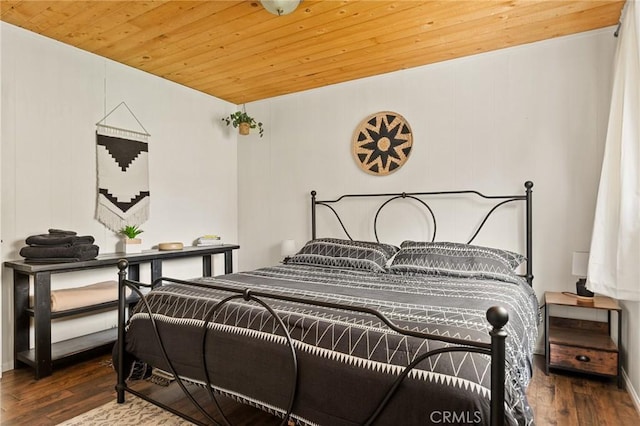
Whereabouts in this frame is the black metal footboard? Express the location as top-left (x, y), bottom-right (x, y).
top-left (115, 259), bottom-right (509, 426)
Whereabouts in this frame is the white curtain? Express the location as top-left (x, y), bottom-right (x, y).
top-left (587, 0), bottom-right (640, 301)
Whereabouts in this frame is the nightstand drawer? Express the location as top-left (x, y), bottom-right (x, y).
top-left (549, 343), bottom-right (618, 376)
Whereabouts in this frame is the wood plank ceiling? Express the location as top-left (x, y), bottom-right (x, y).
top-left (1, 1), bottom-right (625, 104)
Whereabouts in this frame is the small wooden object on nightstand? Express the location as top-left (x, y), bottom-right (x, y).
top-left (544, 291), bottom-right (622, 388)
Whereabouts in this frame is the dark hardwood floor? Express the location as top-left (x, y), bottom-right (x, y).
top-left (527, 356), bottom-right (639, 426)
top-left (1, 354), bottom-right (638, 425)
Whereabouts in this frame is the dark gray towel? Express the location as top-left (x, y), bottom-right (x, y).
top-left (48, 228), bottom-right (77, 236)
top-left (20, 244), bottom-right (99, 260)
top-left (24, 257), bottom-right (90, 264)
top-left (25, 234), bottom-right (95, 247)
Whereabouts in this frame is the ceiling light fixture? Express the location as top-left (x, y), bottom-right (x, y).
top-left (260, 0), bottom-right (301, 16)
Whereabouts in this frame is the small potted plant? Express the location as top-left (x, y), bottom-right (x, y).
top-left (222, 109), bottom-right (264, 138)
top-left (119, 225), bottom-right (143, 254)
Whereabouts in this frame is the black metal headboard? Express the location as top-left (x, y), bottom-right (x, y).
top-left (310, 181), bottom-right (534, 286)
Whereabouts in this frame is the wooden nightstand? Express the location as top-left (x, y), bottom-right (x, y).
top-left (544, 291), bottom-right (622, 388)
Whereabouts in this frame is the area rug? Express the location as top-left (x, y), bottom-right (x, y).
top-left (56, 395), bottom-right (194, 425)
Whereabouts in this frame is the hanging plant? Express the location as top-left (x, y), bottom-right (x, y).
top-left (222, 106), bottom-right (264, 138)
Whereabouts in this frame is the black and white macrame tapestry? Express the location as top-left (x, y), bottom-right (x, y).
top-left (96, 120), bottom-right (150, 232)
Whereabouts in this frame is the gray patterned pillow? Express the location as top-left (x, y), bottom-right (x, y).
top-left (286, 238), bottom-right (399, 273)
top-left (389, 241), bottom-right (523, 283)
top-left (399, 241), bottom-right (526, 270)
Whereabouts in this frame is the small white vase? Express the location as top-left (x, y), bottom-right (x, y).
top-left (123, 238), bottom-right (142, 254)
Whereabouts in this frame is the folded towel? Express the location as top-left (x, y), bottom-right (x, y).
top-left (20, 244), bottom-right (99, 260)
top-left (52, 280), bottom-right (132, 311)
top-left (24, 258), bottom-right (90, 264)
top-left (25, 234), bottom-right (95, 247)
top-left (27, 280), bottom-right (131, 312)
top-left (48, 229), bottom-right (77, 236)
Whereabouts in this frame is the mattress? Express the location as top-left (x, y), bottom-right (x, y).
top-left (123, 263), bottom-right (539, 426)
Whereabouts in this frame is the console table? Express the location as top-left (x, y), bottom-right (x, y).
top-left (4, 244), bottom-right (239, 379)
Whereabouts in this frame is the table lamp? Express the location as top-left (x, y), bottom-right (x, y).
top-left (572, 251), bottom-right (594, 300)
top-left (281, 239), bottom-right (297, 262)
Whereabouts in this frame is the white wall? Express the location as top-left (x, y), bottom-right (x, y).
top-left (238, 27), bottom-right (640, 403)
top-left (239, 27), bottom-right (616, 277)
top-left (0, 22), bottom-right (239, 372)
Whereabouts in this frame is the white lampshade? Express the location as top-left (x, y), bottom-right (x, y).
top-left (281, 239), bottom-right (297, 257)
top-left (572, 251), bottom-right (589, 277)
top-left (260, 0), bottom-right (301, 16)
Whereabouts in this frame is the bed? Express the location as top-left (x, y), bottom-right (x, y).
top-left (115, 182), bottom-right (538, 426)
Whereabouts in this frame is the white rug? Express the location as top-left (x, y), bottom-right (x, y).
top-left (57, 395), bottom-right (195, 425)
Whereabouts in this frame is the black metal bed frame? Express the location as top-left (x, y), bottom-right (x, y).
top-left (311, 181), bottom-right (534, 286)
top-left (115, 181), bottom-right (534, 426)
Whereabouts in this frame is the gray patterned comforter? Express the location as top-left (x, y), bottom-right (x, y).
top-left (124, 264), bottom-right (539, 425)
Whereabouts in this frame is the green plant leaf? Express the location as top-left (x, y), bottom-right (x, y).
top-left (119, 225), bottom-right (143, 238)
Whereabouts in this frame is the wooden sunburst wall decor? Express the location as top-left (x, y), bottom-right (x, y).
top-left (352, 111), bottom-right (413, 176)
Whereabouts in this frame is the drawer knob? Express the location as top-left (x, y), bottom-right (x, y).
top-left (575, 355), bottom-right (591, 363)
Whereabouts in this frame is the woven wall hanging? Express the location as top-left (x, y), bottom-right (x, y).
top-left (352, 111), bottom-right (413, 176)
top-left (95, 102), bottom-right (150, 232)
